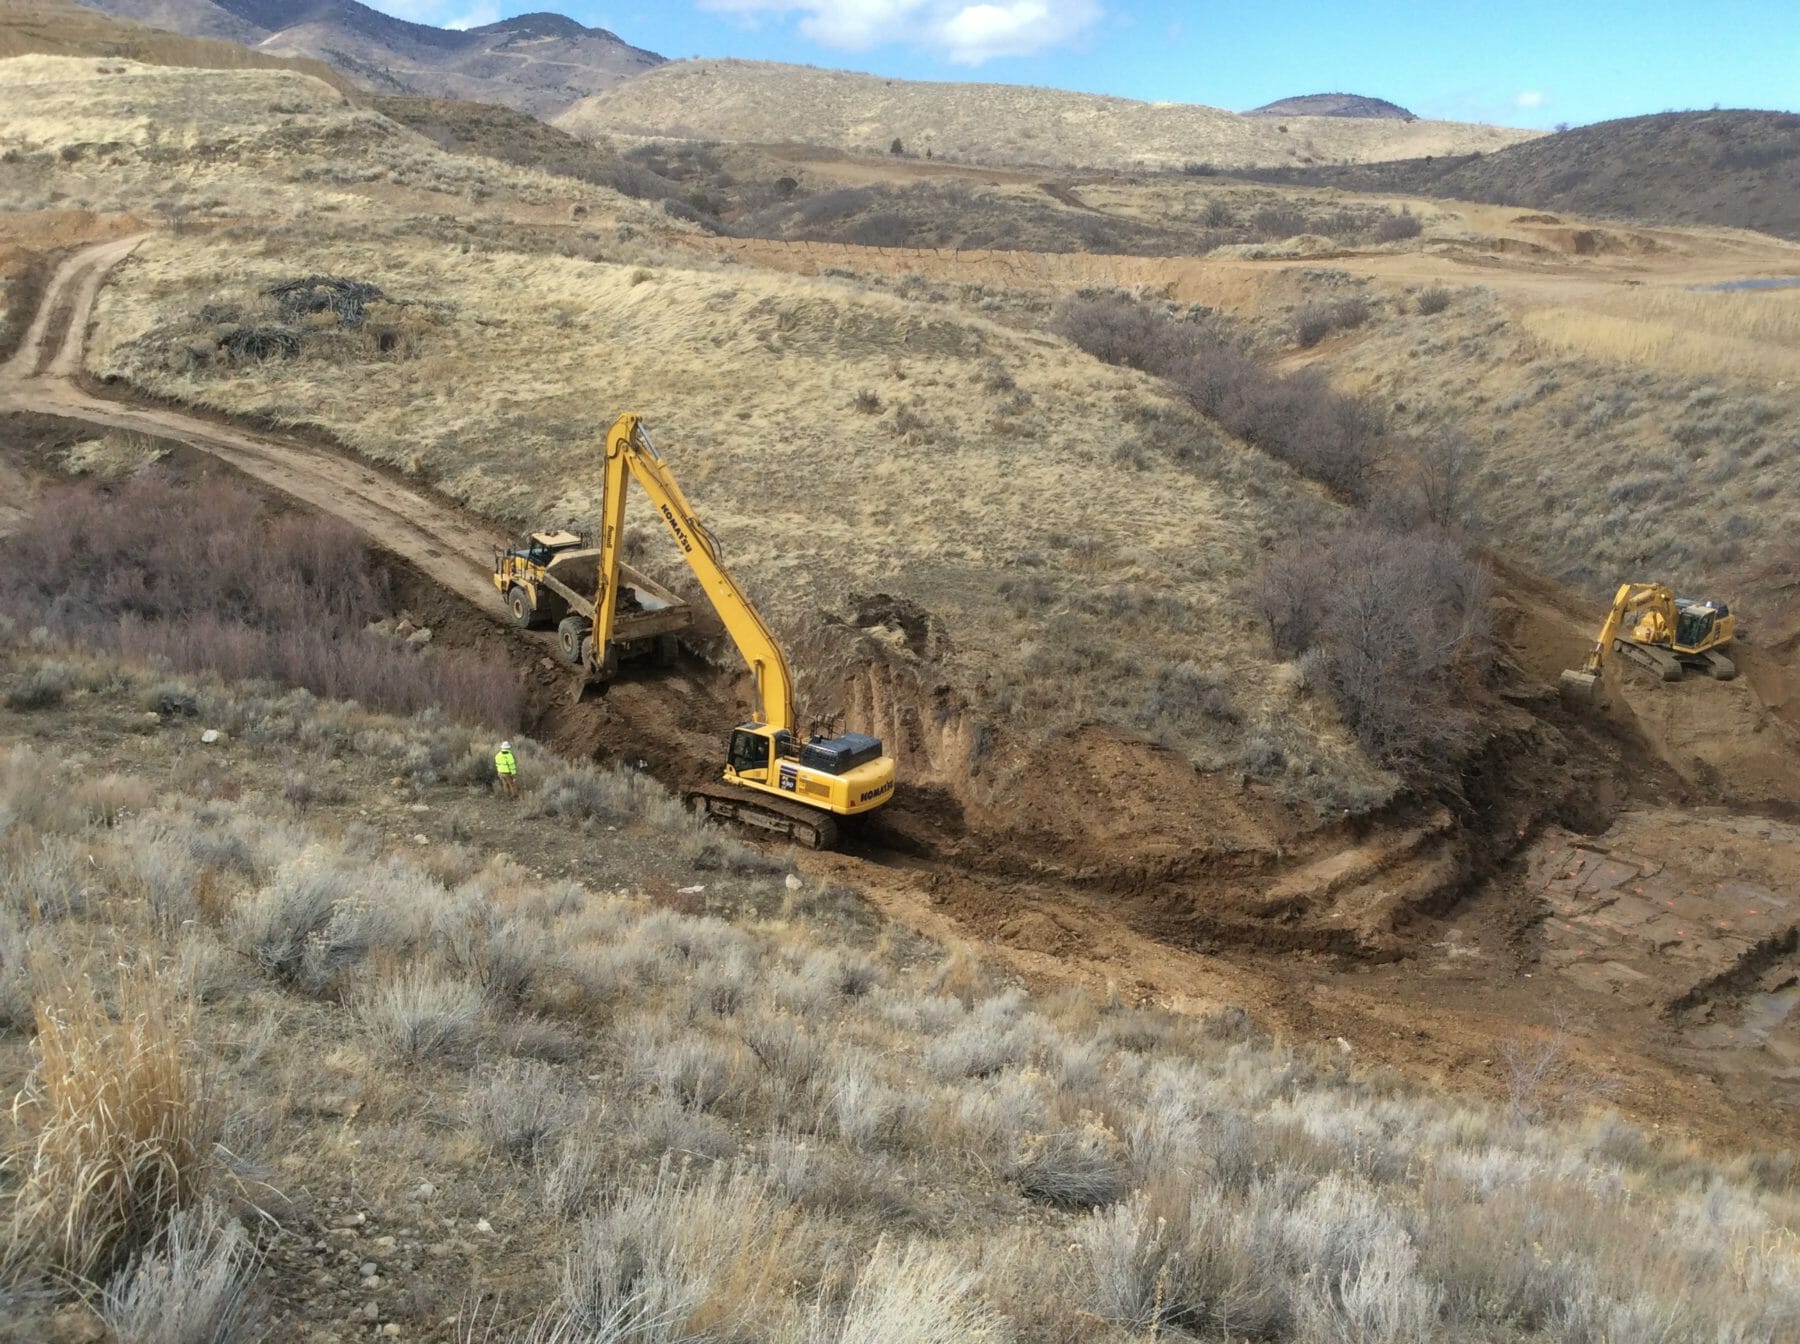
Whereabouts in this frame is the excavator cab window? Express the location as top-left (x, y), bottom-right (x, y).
top-left (1676, 607), bottom-right (1715, 650)
top-left (728, 728), bottom-right (770, 777)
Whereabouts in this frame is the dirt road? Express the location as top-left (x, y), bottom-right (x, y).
top-left (5, 234), bottom-right (1794, 1148)
top-left (1, 235), bottom-right (521, 616)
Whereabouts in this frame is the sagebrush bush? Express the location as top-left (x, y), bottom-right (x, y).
top-left (1373, 208), bottom-right (1423, 242)
top-left (357, 966), bottom-right (484, 1064)
top-left (98, 1200), bottom-right (264, 1344)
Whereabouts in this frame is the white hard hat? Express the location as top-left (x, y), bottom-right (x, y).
top-left (501, 740), bottom-right (512, 750)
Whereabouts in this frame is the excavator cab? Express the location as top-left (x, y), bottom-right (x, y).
top-left (727, 726), bottom-right (775, 782)
top-left (1673, 599), bottom-right (1729, 653)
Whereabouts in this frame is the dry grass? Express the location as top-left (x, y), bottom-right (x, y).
top-left (0, 0), bottom-right (352, 92)
top-left (1314, 281), bottom-right (1800, 598)
top-left (555, 60), bottom-right (1540, 172)
top-left (1520, 285), bottom-right (1800, 384)
top-left (0, 56), bottom-right (667, 236)
top-left (3, 961), bottom-right (219, 1283)
top-left (0, 646), bottom-right (1796, 1340)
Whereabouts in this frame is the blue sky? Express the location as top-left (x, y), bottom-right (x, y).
top-left (370, 1), bottom-right (1799, 128)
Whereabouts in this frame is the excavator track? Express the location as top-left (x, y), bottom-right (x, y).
top-left (1614, 637), bottom-right (1684, 682)
top-left (686, 783), bottom-right (841, 850)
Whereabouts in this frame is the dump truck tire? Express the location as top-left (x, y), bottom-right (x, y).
top-left (508, 586), bottom-right (535, 628)
top-left (557, 616), bottom-right (589, 664)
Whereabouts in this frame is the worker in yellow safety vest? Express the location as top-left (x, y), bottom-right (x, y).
top-left (494, 740), bottom-right (519, 799)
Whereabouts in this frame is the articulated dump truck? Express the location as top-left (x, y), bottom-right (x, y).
top-left (493, 530), bottom-right (692, 673)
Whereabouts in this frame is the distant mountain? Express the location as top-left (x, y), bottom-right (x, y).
top-left (1248, 94), bottom-right (1416, 121)
top-left (74, 1), bottom-right (663, 116)
top-left (1236, 109), bottom-right (1800, 242)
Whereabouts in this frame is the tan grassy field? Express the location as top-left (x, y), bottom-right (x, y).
top-left (87, 224), bottom-right (1379, 805)
top-left (557, 59), bottom-right (1541, 172)
top-left (0, 0), bottom-right (352, 91)
top-left (2, 645), bottom-right (1796, 1343)
top-left (0, 56), bottom-right (669, 235)
top-left (1292, 272), bottom-right (1800, 599)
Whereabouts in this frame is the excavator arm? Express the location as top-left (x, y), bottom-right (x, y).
top-left (589, 412), bottom-right (796, 733)
top-left (1580, 582), bottom-right (1672, 676)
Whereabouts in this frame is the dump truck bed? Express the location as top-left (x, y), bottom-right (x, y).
top-left (540, 549), bottom-right (692, 641)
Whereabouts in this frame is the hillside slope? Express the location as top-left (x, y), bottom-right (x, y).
top-left (3, 0), bottom-right (350, 89)
top-left (556, 59), bottom-right (1540, 171)
top-left (1242, 109), bottom-right (1800, 241)
top-left (1248, 93), bottom-right (1416, 119)
top-left (75, 0), bottom-right (663, 114)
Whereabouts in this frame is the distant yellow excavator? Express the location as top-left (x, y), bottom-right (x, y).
top-left (1560, 581), bottom-right (1736, 701)
top-left (542, 412), bottom-right (895, 849)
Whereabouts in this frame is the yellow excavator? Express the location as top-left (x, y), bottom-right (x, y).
top-left (1560, 581), bottom-right (1736, 702)
top-left (554, 412), bottom-right (895, 849)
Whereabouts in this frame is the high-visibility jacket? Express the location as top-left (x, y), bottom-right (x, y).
top-left (494, 749), bottom-right (517, 777)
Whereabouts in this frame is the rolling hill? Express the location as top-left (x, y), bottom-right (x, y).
top-left (74, 0), bottom-right (663, 115)
top-left (1247, 93), bottom-right (1416, 119)
top-left (555, 59), bottom-right (1540, 172)
top-left (1239, 109), bottom-right (1800, 241)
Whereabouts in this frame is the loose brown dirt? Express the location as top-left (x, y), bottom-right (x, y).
top-left (6, 233), bottom-right (1800, 1151)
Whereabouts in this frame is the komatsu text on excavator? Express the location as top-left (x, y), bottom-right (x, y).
top-left (543, 412), bottom-right (895, 849)
top-left (1560, 581), bottom-right (1736, 702)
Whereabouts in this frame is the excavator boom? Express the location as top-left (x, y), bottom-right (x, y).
top-left (592, 414), bottom-right (795, 731)
top-left (572, 412), bottom-right (894, 847)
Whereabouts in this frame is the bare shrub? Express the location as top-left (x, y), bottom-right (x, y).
top-left (1254, 529), bottom-right (1492, 773)
top-left (1058, 294), bottom-right (1383, 501)
top-left (1415, 286), bottom-right (1452, 316)
top-left (97, 1200), bottom-right (264, 1344)
top-left (4, 966), bottom-right (221, 1282)
top-left (357, 967), bottom-right (483, 1065)
top-left (0, 474), bottom-right (520, 730)
top-left (1294, 303), bottom-right (1335, 348)
top-left (1373, 208), bottom-right (1423, 242)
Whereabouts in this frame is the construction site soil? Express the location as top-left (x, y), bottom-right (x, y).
top-left (3, 234), bottom-right (1797, 1152)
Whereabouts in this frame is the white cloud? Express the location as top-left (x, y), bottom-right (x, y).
top-left (363, 1), bottom-right (497, 26)
top-left (1514, 90), bottom-right (1549, 109)
top-left (446, 4), bottom-right (502, 28)
top-left (701, 0), bottom-right (1102, 64)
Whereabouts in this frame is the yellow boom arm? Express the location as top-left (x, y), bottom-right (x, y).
top-left (1580, 582), bottom-right (1672, 675)
top-left (591, 412), bottom-right (796, 732)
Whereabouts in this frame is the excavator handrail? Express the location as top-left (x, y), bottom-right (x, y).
top-left (589, 412), bottom-right (797, 733)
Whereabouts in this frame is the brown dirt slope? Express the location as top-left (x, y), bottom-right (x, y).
top-left (555, 59), bottom-right (1540, 172)
top-left (1241, 110), bottom-right (1800, 241)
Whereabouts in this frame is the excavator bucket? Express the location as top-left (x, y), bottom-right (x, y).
top-left (1558, 668), bottom-right (1600, 704)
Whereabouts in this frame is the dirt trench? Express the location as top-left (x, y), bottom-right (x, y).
top-left (6, 234), bottom-right (1800, 1142)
